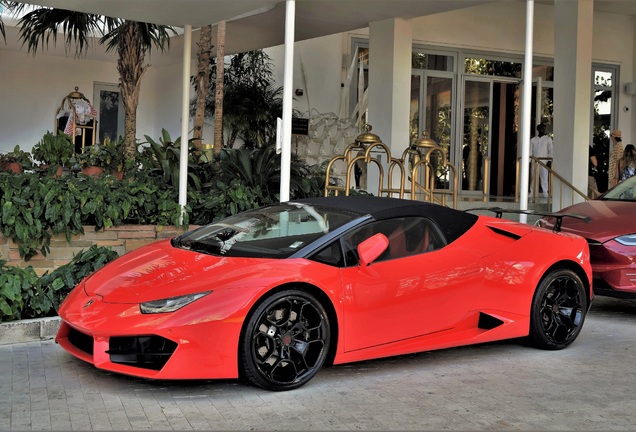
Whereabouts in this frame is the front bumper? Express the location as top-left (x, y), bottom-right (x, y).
top-left (55, 286), bottom-right (242, 380)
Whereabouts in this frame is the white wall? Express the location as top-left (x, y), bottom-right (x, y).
top-left (266, 33), bottom-right (345, 117)
top-left (0, 48), bottom-right (121, 153)
top-left (0, 31), bottom-right (187, 154)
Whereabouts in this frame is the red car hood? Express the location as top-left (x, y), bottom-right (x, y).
top-left (559, 200), bottom-right (635, 242)
top-left (84, 239), bottom-right (274, 303)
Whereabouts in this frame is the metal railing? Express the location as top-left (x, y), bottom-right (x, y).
top-left (515, 157), bottom-right (590, 208)
top-left (324, 135), bottom-right (458, 207)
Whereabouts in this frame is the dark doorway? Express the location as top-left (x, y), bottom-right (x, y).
top-left (489, 82), bottom-right (518, 198)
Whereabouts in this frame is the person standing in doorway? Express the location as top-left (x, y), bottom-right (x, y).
top-left (530, 123), bottom-right (553, 197)
top-left (618, 144), bottom-right (636, 183)
top-left (608, 129), bottom-right (624, 189)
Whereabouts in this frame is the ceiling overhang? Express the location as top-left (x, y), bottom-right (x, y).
top-left (17, 0), bottom-right (495, 54)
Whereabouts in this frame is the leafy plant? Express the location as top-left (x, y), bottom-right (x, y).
top-left (197, 50), bottom-right (288, 149)
top-left (77, 144), bottom-right (111, 169)
top-left (0, 245), bottom-right (119, 322)
top-left (138, 128), bottom-right (210, 190)
top-left (0, 258), bottom-right (39, 322)
top-left (196, 179), bottom-right (266, 223)
top-left (31, 131), bottom-right (75, 168)
top-left (102, 136), bottom-right (127, 172)
top-left (0, 173), bottom-right (80, 260)
top-left (217, 144), bottom-right (319, 202)
top-left (0, 145), bottom-right (34, 170)
top-left (34, 245), bottom-right (119, 315)
top-left (0, 170), bottom-right (187, 260)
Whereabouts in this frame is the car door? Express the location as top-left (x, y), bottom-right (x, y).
top-left (339, 217), bottom-right (483, 352)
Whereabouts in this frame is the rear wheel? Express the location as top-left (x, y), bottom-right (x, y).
top-left (241, 289), bottom-right (330, 391)
top-left (528, 268), bottom-right (587, 350)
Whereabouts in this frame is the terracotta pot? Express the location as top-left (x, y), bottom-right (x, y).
top-left (111, 170), bottom-right (124, 180)
top-left (41, 164), bottom-right (64, 178)
top-left (0, 162), bottom-right (23, 174)
top-left (81, 166), bottom-right (105, 177)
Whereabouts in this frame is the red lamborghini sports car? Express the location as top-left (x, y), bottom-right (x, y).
top-left (538, 174), bottom-right (636, 299)
top-left (56, 196), bottom-right (593, 391)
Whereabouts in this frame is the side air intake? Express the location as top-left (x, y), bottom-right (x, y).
top-left (487, 225), bottom-right (522, 240)
top-left (478, 312), bottom-right (504, 330)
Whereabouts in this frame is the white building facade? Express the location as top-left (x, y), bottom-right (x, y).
top-left (1, 1), bottom-right (634, 203)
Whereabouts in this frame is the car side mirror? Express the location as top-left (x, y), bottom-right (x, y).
top-left (358, 233), bottom-right (389, 267)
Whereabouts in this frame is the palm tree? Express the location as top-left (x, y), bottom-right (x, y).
top-left (6, 4), bottom-right (175, 159)
top-left (192, 24), bottom-right (213, 149)
top-left (203, 50), bottom-right (285, 149)
top-left (213, 21), bottom-right (226, 157)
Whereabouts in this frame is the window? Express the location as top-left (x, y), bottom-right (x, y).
top-left (93, 82), bottom-right (124, 144)
top-left (342, 217), bottom-right (444, 266)
top-left (412, 52), bottom-right (454, 72)
top-left (592, 66), bottom-right (619, 193)
top-left (464, 57), bottom-right (522, 78)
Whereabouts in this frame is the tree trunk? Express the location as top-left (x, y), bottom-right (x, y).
top-left (192, 25), bottom-right (212, 149)
top-left (213, 21), bottom-right (226, 157)
top-left (118, 21), bottom-right (147, 160)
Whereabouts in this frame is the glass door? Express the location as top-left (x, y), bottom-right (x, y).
top-left (531, 77), bottom-right (554, 135)
top-left (461, 78), bottom-right (491, 194)
top-left (93, 82), bottom-right (124, 144)
top-left (425, 75), bottom-right (453, 161)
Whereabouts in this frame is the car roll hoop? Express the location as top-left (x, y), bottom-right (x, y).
top-left (464, 207), bottom-right (591, 232)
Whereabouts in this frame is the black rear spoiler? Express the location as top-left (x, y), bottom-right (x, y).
top-left (464, 207), bottom-right (591, 232)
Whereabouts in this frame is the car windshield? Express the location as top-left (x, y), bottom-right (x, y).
top-left (601, 175), bottom-right (636, 201)
top-left (174, 202), bottom-right (360, 258)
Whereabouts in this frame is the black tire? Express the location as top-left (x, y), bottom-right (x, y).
top-left (240, 289), bottom-right (331, 391)
top-left (528, 268), bottom-right (587, 350)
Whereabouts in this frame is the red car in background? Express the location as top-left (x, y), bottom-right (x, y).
top-left (539, 175), bottom-right (636, 298)
top-left (56, 196), bottom-right (593, 391)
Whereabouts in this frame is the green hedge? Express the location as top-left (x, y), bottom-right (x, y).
top-left (0, 245), bottom-right (119, 323)
top-left (0, 171), bottom-right (186, 260)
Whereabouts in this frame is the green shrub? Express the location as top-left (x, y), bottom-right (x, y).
top-left (35, 245), bottom-right (119, 315)
top-left (0, 171), bottom-right (186, 260)
top-left (31, 131), bottom-right (75, 168)
top-left (0, 245), bottom-right (119, 323)
top-left (199, 179), bottom-right (268, 222)
top-left (0, 259), bottom-right (39, 322)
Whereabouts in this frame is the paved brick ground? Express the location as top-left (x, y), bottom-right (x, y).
top-left (1, 296), bottom-right (636, 431)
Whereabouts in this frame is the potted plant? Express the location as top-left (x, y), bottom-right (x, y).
top-left (31, 131), bottom-right (75, 177)
top-left (0, 145), bottom-right (33, 173)
top-left (78, 144), bottom-right (112, 177)
top-left (102, 137), bottom-right (126, 179)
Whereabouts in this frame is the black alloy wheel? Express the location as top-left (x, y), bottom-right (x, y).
top-left (241, 289), bottom-right (331, 391)
top-left (529, 268), bottom-right (587, 350)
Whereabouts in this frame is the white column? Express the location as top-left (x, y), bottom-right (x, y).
top-left (367, 18), bottom-right (412, 195)
top-left (178, 25), bottom-right (192, 223)
top-left (279, 0), bottom-right (295, 202)
top-left (553, 0), bottom-right (593, 209)
top-left (518, 0), bottom-right (534, 224)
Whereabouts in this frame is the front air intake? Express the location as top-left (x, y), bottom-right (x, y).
top-left (108, 336), bottom-right (177, 370)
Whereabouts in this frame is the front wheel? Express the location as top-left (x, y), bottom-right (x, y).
top-left (240, 289), bottom-right (331, 391)
top-left (528, 268), bottom-right (587, 350)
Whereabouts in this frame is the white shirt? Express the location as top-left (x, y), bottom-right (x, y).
top-left (530, 135), bottom-right (553, 159)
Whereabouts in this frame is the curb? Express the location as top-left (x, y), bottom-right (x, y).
top-left (0, 316), bottom-right (61, 345)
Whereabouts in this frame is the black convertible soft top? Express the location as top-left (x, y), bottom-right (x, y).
top-left (293, 196), bottom-right (478, 244)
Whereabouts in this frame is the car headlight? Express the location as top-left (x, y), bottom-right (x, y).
top-left (139, 291), bottom-right (211, 314)
top-left (615, 234), bottom-right (636, 246)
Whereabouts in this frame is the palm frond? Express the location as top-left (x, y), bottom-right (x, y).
top-left (100, 20), bottom-right (175, 53)
top-left (17, 7), bottom-right (115, 57)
